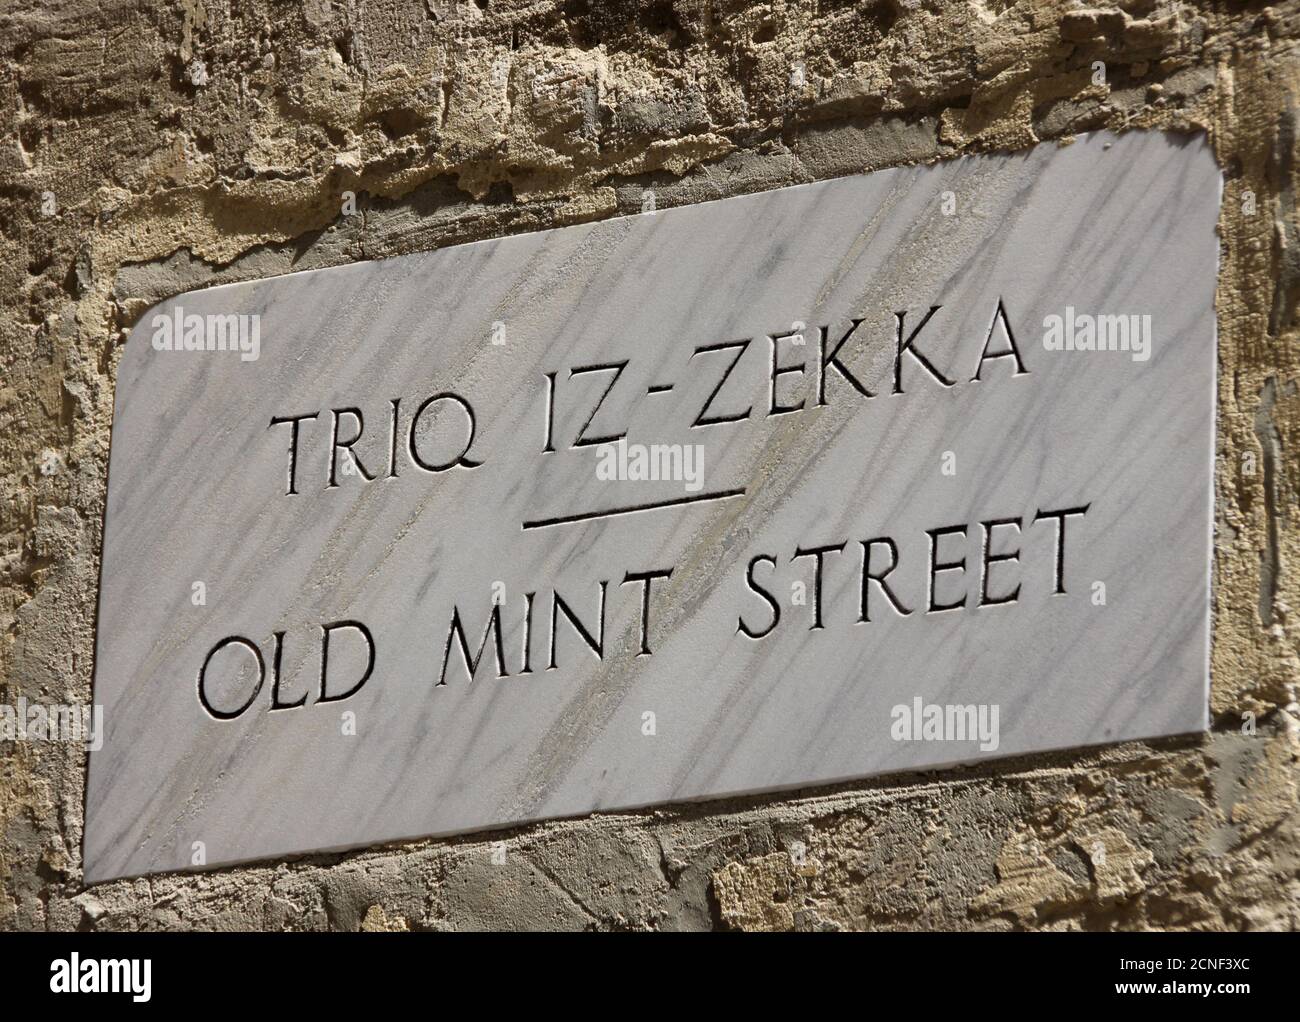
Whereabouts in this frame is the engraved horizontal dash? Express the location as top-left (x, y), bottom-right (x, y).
top-left (522, 488), bottom-right (747, 530)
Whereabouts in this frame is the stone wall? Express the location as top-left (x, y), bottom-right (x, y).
top-left (1, 0), bottom-right (1297, 930)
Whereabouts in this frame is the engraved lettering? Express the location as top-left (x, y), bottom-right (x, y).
top-left (926, 524), bottom-right (968, 613)
top-left (569, 362), bottom-right (628, 448)
top-left (971, 298), bottom-right (1029, 381)
top-left (859, 537), bottom-right (912, 621)
top-left (894, 306), bottom-right (953, 394)
top-left (269, 412), bottom-right (318, 496)
top-left (690, 339), bottom-right (752, 427)
top-left (318, 620), bottom-right (376, 703)
top-left (768, 331), bottom-right (806, 416)
top-left (620, 568), bottom-right (673, 656)
top-left (792, 542), bottom-right (845, 630)
top-left (439, 605), bottom-right (509, 686)
top-left (329, 407), bottom-right (376, 487)
top-left (1033, 504), bottom-right (1091, 594)
top-left (738, 554), bottom-right (781, 639)
top-left (817, 319), bottom-right (872, 405)
top-left (198, 636), bottom-right (265, 720)
top-left (979, 517), bottom-right (1022, 606)
top-left (408, 393), bottom-right (484, 472)
top-left (548, 581), bottom-right (608, 669)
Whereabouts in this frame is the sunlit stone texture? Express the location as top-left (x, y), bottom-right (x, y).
top-left (85, 130), bottom-right (1219, 882)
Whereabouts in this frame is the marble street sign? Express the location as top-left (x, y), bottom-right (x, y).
top-left (84, 130), bottom-right (1220, 881)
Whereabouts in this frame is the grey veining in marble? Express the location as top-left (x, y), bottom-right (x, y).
top-left (84, 130), bottom-right (1220, 881)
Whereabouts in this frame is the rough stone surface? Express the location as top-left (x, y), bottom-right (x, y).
top-left (1, 0), bottom-right (1298, 930)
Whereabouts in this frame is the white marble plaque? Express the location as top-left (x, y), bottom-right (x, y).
top-left (85, 130), bottom-right (1219, 882)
